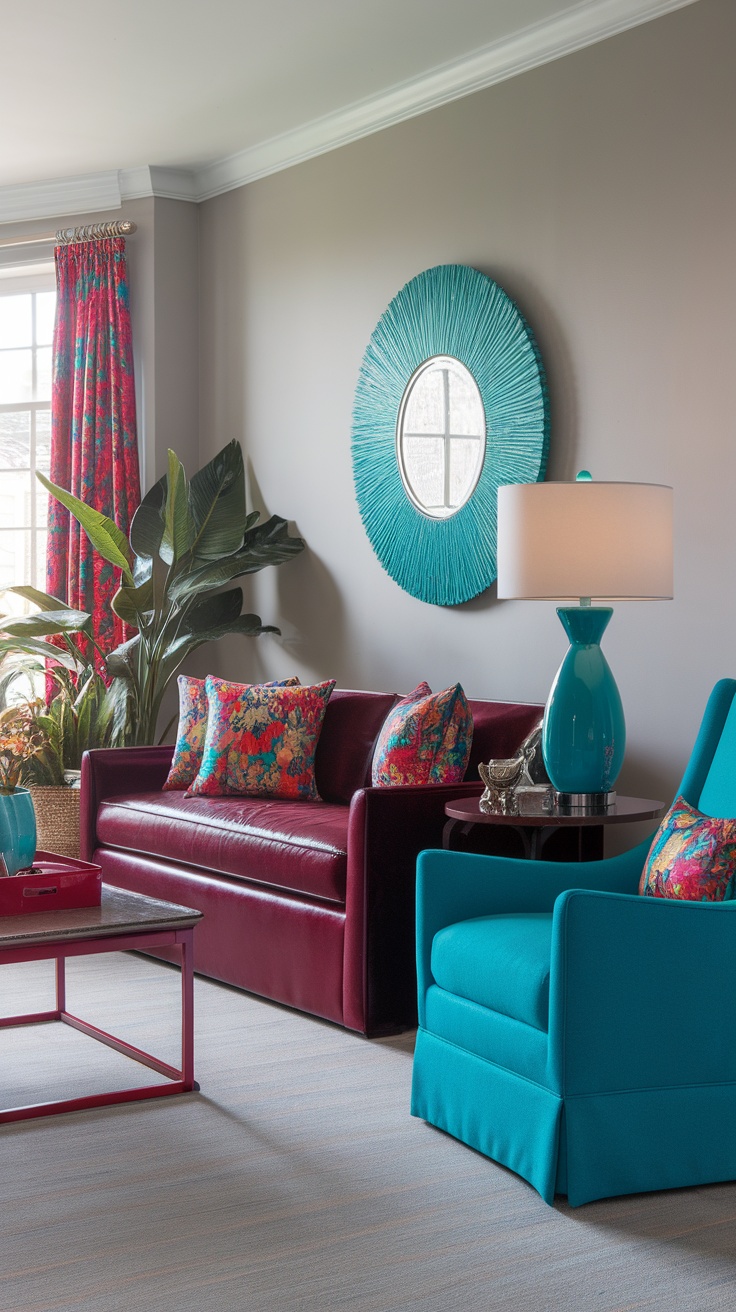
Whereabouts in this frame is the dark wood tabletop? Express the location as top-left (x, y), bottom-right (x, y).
top-left (0, 885), bottom-right (202, 949)
top-left (444, 795), bottom-right (665, 828)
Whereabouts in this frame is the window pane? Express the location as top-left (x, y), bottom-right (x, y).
top-left (0, 295), bottom-right (32, 350)
top-left (35, 292), bottom-right (56, 346)
top-left (449, 436), bottom-right (484, 508)
top-left (35, 345), bottom-right (52, 401)
top-left (0, 348), bottom-right (33, 403)
top-left (0, 412), bottom-right (31, 468)
top-left (402, 436), bottom-right (445, 509)
top-left (35, 409), bottom-right (51, 472)
top-left (0, 470), bottom-right (32, 529)
top-left (404, 368), bottom-right (444, 434)
top-left (0, 529), bottom-right (31, 590)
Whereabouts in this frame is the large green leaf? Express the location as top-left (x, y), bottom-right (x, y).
top-left (189, 439), bottom-right (247, 561)
top-left (182, 587), bottom-right (243, 633)
top-left (160, 450), bottom-right (194, 565)
top-left (160, 613), bottom-right (276, 672)
top-left (0, 637), bottom-right (79, 669)
top-left (99, 676), bottom-right (136, 747)
top-left (3, 585), bottom-right (72, 613)
top-left (111, 578), bottom-right (153, 626)
top-left (37, 473), bottom-right (134, 585)
top-left (169, 516), bottom-right (304, 601)
top-left (0, 609), bottom-right (91, 639)
top-left (105, 635), bottom-right (140, 682)
top-left (129, 477), bottom-right (166, 561)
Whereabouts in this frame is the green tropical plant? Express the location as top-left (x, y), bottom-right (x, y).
top-left (0, 440), bottom-right (305, 748)
top-left (0, 652), bottom-right (112, 784)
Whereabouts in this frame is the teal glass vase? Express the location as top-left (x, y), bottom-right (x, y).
top-left (0, 786), bottom-right (37, 876)
top-left (542, 606), bottom-right (625, 795)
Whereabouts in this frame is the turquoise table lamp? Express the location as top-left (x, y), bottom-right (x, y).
top-left (496, 473), bottom-right (673, 807)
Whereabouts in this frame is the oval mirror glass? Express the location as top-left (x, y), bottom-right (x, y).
top-left (396, 356), bottom-right (486, 519)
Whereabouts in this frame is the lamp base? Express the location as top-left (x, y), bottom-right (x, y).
top-left (555, 791), bottom-right (617, 815)
top-left (542, 606), bottom-right (625, 795)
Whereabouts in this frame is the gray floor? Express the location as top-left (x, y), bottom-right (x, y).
top-left (1, 952), bottom-right (736, 1312)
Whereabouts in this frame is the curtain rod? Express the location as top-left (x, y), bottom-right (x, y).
top-left (0, 219), bottom-right (137, 251)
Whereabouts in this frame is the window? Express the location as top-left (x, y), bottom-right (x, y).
top-left (0, 263), bottom-right (55, 614)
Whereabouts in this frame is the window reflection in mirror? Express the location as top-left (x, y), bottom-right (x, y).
top-left (396, 356), bottom-right (486, 519)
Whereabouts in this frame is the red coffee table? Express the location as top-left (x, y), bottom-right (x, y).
top-left (0, 884), bottom-right (202, 1124)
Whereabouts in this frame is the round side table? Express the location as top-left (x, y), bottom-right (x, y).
top-left (443, 795), bottom-right (664, 861)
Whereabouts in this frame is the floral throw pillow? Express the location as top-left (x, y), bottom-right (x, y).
top-left (163, 674), bottom-right (299, 792)
top-left (371, 681), bottom-right (473, 787)
top-left (163, 676), bottom-right (210, 791)
top-left (639, 795), bottom-right (736, 900)
top-left (187, 678), bottom-right (336, 801)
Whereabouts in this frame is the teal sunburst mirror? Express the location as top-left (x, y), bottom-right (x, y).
top-left (351, 264), bottom-right (549, 605)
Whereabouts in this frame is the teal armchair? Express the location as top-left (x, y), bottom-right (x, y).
top-left (411, 679), bottom-right (736, 1206)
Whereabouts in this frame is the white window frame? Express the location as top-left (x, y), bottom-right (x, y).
top-left (0, 260), bottom-right (56, 606)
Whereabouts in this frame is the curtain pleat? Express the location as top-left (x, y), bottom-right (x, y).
top-left (47, 237), bottom-right (140, 659)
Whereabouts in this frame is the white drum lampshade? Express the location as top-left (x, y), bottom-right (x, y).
top-left (497, 480), bottom-right (673, 602)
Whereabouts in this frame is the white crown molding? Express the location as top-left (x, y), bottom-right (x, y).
top-left (119, 166), bottom-right (198, 202)
top-left (0, 171), bottom-right (121, 225)
top-left (0, 0), bottom-right (699, 221)
top-left (194, 0), bottom-right (698, 200)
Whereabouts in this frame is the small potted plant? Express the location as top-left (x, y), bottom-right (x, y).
top-left (0, 633), bottom-right (113, 859)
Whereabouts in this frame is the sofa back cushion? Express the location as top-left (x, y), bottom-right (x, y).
top-left (315, 689), bottom-right (398, 804)
top-left (315, 690), bottom-right (541, 802)
top-left (466, 699), bottom-right (543, 780)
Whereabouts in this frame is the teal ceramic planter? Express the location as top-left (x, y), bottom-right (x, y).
top-left (0, 786), bottom-right (37, 876)
top-left (542, 606), bottom-right (625, 794)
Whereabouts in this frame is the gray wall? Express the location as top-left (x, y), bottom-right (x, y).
top-left (198, 0), bottom-right (736, 815)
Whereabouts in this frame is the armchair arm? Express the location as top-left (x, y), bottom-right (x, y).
top-left (80, 746), bottom-right (175, 862)
top-left (415, 841), bottom-right (649, 1027)
top-left (548, 888), bottom-right (736, 1093)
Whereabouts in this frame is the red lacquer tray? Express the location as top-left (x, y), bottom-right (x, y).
top-left (0, 851), bottom-right (102, 916)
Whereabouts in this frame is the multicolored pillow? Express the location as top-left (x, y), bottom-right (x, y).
top-left (371, 681), bottom-right (473, 787)
top-left (163, 674), bottom-right (299, 791)
top-left (639, 795), bottom-right (736, 900)
top-left (163, 676), bottom-right (210, 791)
top-left (187, 678), bottom-right (336, 800)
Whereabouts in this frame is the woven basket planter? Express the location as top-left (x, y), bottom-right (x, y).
top-left (28, 782), bottom-right (81, 860)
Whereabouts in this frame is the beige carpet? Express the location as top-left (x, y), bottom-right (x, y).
top-left (1, 953), bottom-right (736, 1312)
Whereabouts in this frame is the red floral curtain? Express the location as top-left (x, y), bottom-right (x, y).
top-left (47, 237), bottom-right (140, 657)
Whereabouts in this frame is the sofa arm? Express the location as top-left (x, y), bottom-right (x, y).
top-left (549, 888), bottom-right (736, 1094)
top-left (80, 746), bottom-right (175, 862)
top-left (342, 780), bottom-right (534, 1035)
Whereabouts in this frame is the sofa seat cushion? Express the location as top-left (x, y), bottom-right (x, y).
top-left (96, 792), bottom-right (349, 904)
top-left (431, 912), bottom-right (553, 1032)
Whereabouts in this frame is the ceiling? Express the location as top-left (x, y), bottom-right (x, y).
top-left (0, 0), bottom-right (697, 214)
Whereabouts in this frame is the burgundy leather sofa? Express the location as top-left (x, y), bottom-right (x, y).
top-left (80, 689), bottom-right (542, 1036)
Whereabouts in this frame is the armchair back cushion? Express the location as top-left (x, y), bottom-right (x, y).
top-left (697, 697), bottom-right (736, 816)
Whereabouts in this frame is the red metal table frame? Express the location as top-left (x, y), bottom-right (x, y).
top-left (0, 921), bottom-right (197, 1125)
